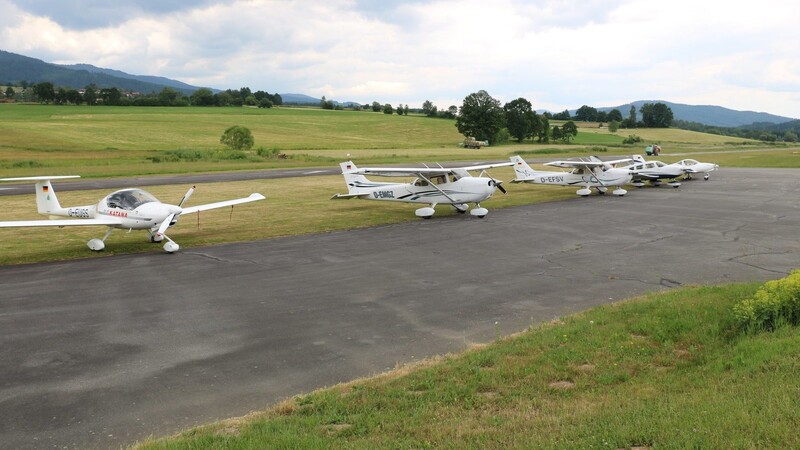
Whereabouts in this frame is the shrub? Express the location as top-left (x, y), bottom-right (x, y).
top-left (220, 125), bottom-right (254, 151)
top-left (733, 270), bottom-right (800, 332)
top-left (622, 134), bottom-right (642, 145)
top-left (256, 147), bottom-right (282, 158)
top-left (493, 128), bottom-right (511, 145)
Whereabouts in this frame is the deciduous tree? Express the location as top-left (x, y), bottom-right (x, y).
top-left (220, 125), bottom-right (254, 150)
top-left (503, 97), bottom-right (536, 142)
top-left (455, 90), bottom-right (505, 144)
top-left (640, 102), bottom-right (673, 128)
top-left (561, 121), bottom-right (578, 142)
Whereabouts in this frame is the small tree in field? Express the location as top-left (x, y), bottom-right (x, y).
top-left (220, 125), bottom-right (254, 150)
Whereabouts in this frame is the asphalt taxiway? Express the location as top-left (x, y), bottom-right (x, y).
top-left (1, 168), bottom-right (798, 449)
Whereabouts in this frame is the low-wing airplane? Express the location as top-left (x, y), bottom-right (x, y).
top-left (509, 155), bottom-right (633, 196)
top-left (0, 176), bottom-right (265, 252)
top-left (668, 158), bottom-right (719, 180)
top-left (616, 155), bottom-right (685, 188)
top-left (331, 160), bottom-right (513, 218)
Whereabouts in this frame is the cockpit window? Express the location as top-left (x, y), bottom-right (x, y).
top-left (107, 189), bottom-right (158, 210)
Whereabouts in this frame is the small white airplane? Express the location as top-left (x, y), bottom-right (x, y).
top-left (668, 158), bottom-right (719, 180)
top-left (617, 155), bottom-right (685, 188)
top-left (331, 160), bottom-right (513, 218)
top-left (0, 176), bottom-right (265, 252)
top-left (509, 155), bottom-right (633, 196)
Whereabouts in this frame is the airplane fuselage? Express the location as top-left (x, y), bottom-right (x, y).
top-left (517, 168), bottom-right (631, 187)
top-left (59, 190), bottom-right (182, 231)
top-left (352, 177), bottom-right (498, 205)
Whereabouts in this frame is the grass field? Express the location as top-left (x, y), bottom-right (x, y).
top-left (133, 282), bottom-right (800, 449)
top-left (1, 104), bottom-right (799, 265)
top-left (0, 104), bottom-right (792, 179)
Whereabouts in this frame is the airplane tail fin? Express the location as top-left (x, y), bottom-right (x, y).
top-left (35, 180), bottom-right (64, 214)
top-left (0, 176), bottom-right (78, 215)
top-left (509, 155), bottom-right (536, 182)
top-left (339, 161), bottom-right (371, 195)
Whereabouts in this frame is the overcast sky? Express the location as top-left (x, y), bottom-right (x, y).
top-left (1, 0), bottom-right (798, 117)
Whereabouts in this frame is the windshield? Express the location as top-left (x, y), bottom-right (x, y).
top-left (107, 189), bottom-right (158, 210)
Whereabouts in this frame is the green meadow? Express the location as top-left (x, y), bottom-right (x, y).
top-left (0, 103), bottom-right (789, 179)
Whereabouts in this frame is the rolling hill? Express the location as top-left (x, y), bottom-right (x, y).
top-left (0, 50), bottom-right (203, 95)
top-left (595, 100), bottom-right (795, 128)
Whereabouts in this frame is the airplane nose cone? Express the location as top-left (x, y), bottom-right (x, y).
top-left (168, 205), bottom-right (183, 215)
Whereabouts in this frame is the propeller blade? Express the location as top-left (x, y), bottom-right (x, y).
top-left (178, 186), bottom-right (196, 207)
top-left (494, 180), bottom-right (507, 194)
top-left (156, 212), bottom-right (175, 238)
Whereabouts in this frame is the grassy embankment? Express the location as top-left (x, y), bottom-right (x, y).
top-left (1, 104), bottom-right (798, 265)
top-left (133, 282), bottom-right (800, 449)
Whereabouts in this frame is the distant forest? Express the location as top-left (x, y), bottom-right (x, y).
top-left (672, 119), bottom-right (800, 143)
top-left (4, 79), bottom-right (799, 143)
top-left (2, 81), bottom-right (283, 108)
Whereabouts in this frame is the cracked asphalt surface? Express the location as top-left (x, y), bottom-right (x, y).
top-left (1, 167), bottom-right (798, 449)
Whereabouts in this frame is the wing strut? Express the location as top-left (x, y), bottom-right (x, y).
top-left (418, 173), bottom-right (457, 203)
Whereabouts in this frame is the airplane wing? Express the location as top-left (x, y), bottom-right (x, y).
top-left (180, 193), bottom-right (265, 214)
top-left (461, 161), bottom-right (515, 171)
top-left (349, 162), bottom-right (513, 177)
top-left (546, 157), bottom-right (633, 169)
top-left (602, 157), bottom-right (635, 166)
top-left (0, 217), bottom-right (122, 228)
top-left (348, 167), bottom-right (454, 177)
top-left (545, 160), bottom-right (605, 169)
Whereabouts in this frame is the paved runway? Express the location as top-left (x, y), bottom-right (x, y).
top-left (1, 168), bottom-right (798, 449)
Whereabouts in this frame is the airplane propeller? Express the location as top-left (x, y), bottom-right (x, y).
top-left (178, 186), bottom-right (195, 207)
top-left (481, 170), bottom-right (507, 194)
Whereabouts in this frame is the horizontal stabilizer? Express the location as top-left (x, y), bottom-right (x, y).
top-left (0, 217), bottom-right (122, 228)
top-left (461, 161), bottom-right (515, 171)
top-left (330, 192), bottom-right (370, 200)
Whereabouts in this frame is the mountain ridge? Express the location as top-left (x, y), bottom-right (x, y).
top-left (1, 49), bottom-right (795, 127)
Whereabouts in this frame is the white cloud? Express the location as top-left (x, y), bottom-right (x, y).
top-left (1, 0), bottom-right (798, 117)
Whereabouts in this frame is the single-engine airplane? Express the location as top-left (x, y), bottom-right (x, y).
top-left (616, 155), bottom-right (684, 188)
top-left (331, 160), bottom-right (513, 218)
top-left (668, 158), bottom-right (719, 180)
top-left (0, 176), bottom-right (265, 252)
top-left (509, 155), bottom-right (633, 196)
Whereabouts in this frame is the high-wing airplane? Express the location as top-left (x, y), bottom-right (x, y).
top-left (0, 176), bottom-right (265, 252)
top-left (509, 155), bottom-right (633, 196)
top-left (668, 158), bottom-right (719, 180)
top-left (331, 160), bottom-right (513, 218)
top-left (616, 155), bottom-right (684, 187)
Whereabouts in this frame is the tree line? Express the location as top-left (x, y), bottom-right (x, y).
top-left (420, 92), bottom-right (675, 145)
top-left (671, 119), bottom-right (800, 143)
top-left (2, 81), bottom-right (283, 108)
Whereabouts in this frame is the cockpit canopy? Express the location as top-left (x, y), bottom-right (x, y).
top-left (106, 189), bottom-right (158, 210)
